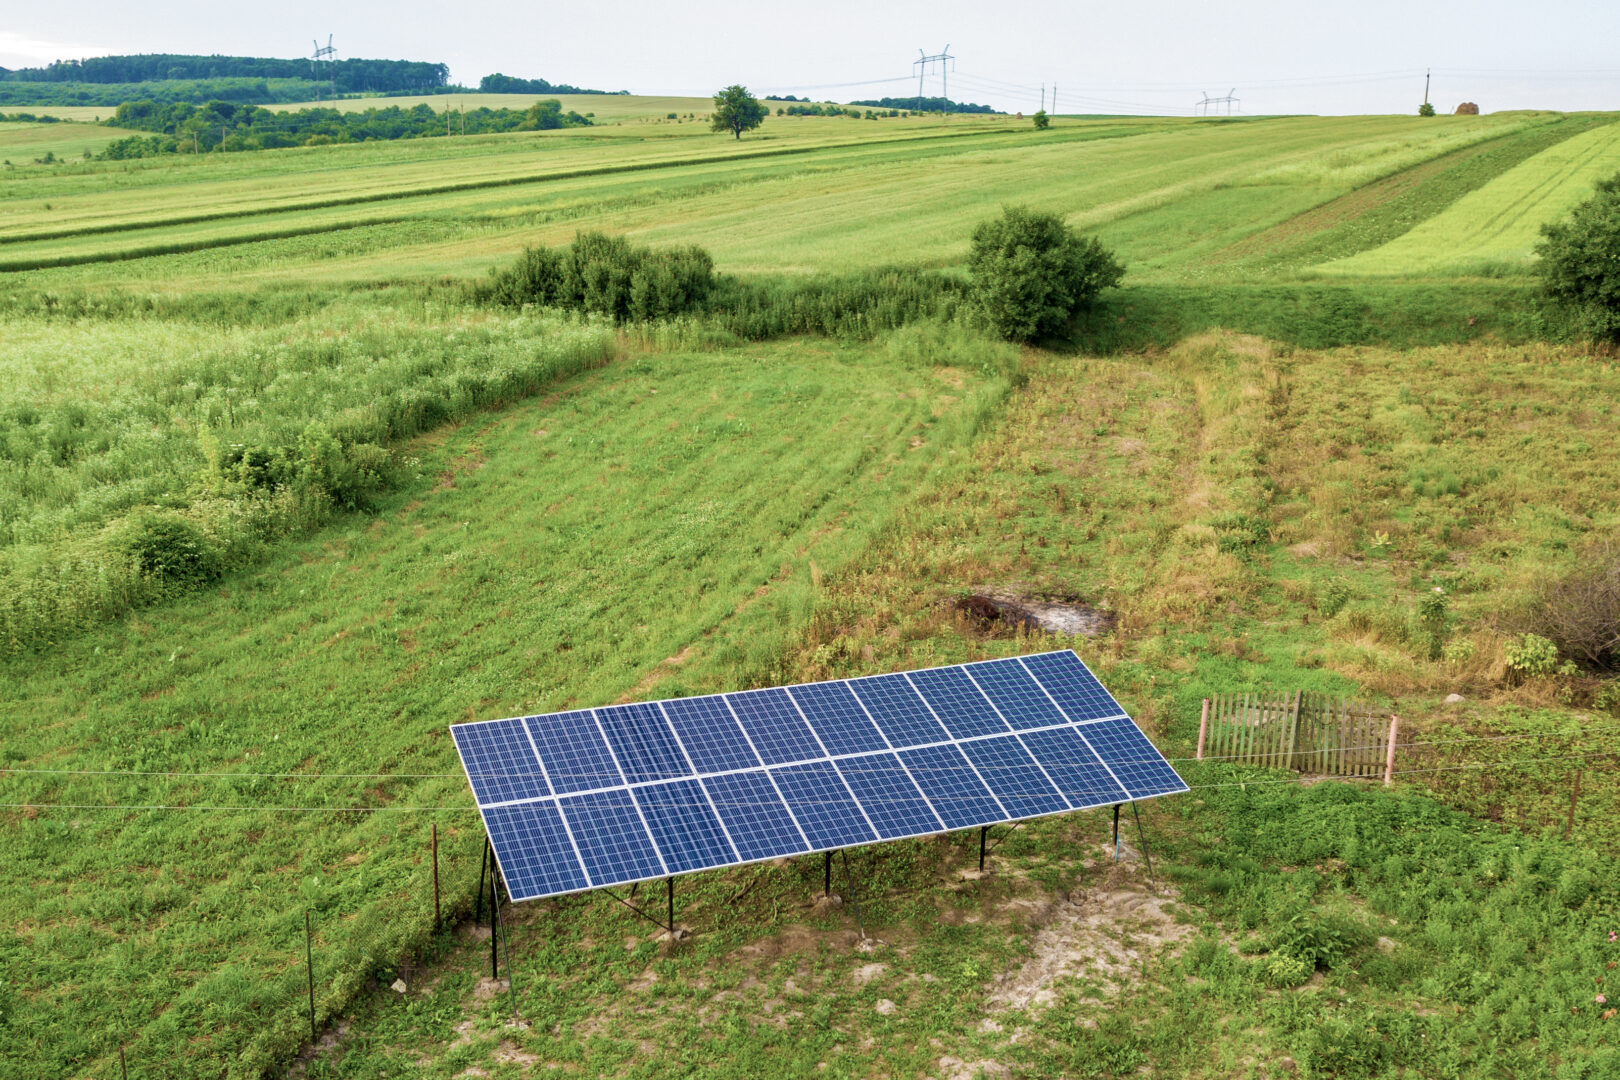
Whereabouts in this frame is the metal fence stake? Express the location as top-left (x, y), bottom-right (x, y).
top-left (305, 910), bottom-right (316, 1042)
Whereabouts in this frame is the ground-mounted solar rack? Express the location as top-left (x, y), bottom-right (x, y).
top-left (451, 650), bottom-right (1187, 940)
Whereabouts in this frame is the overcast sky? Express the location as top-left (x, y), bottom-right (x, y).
top-left (3, 1), bottom-right (1616, 116)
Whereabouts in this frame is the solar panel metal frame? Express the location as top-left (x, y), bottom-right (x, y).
top-left (451, 650), bottom-right (1187, 903)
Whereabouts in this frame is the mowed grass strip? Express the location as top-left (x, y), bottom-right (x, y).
top-left (0, 339), bottom-right (1005, 1079)
top-left (1325, 119), bottom-right (1620, 275)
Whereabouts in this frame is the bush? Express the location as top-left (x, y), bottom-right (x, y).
top-left (480, 233), bottom-right (714, 322)
top-left (1537, 172), bottom-right (1620, 342)
top-left (1032, 109), bottom-right (1049, 129)
top-left (119, 511), bottom-right (222, 585)
top-left (1532, 550), bottom-right (1620, 669)
top-left (967, 206), bottom-right (1123, 342)
top-left (1503, 632), bottom-right (1560, 680)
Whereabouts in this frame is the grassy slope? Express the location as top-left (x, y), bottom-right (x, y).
top-left (1328, 119), bottom-right (1620, 275)
top-left (270, 334), bottom-right (1620, 1079)
top-left (266, 93), bottom-right (718, 120)
top-left (0, 114), bottom-right (1548, 280)
top-left (0, 339), bottom-right (1007, 1079)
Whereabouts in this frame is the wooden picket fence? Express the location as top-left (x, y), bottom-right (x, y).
top-left (1198, 692), bottom-right (1398, 782)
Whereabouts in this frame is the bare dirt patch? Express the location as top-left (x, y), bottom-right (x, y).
top-left (986, 856), bottom-right (1192, 1012)
top-left (953, 591), bottom-right (1116, 637)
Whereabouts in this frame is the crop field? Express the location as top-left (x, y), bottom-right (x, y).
top-left (267, 93), bottom-right (720, 121)
top-left (2, 98), bottom-right (1619, 1079)
top-left (1329, 119), bottom-right (1620, 275)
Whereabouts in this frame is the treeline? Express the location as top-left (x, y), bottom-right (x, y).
top-left (852, 96), bottom-right (998, 114)
top-left (780, 104), bottom-right (903, 118)
top-left (4, 54), bottom-right (449, 93)
top-left (98, 99), bottom-right (590, 157)
top-left (479, 73), bottom-right (626, 95)
top-left (0, 78), bottom-right (335, 108)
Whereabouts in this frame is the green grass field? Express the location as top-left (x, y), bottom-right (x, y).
top-left (3, 97), bottom-right (1619, 1079)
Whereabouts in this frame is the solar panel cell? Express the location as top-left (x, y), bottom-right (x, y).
top-left (1020, 651), bottom-right (1125, 722)
top-left (898, 743), bottom-right (1007, 828)
top-left (526, 711), bottom-right (622, 794)
top-left (834, 753), bottom-right (943, 838)
top-left (849, 673), bottom-right (950, 748)
top-left (595, 702), bottom-right (690, 784)
top-left (772, 760), bottom-right (877, 849)
top-left (702, 771), bottom-right (808, 861)
top-left (725, 688), bottom-right (823, 765)
top-left (559, 788), bottom-right (665, 885)
top-left (660, 696), bottom-right (760, 774)
top-left (1017, 726), bottom-right (1128, 808)
top-left (452, 718), bottom-right (550, 805)
top-left (787, 681), bottom-right (889, 756)
top-left (965, 659), bottom-right (1069, 730)
top-left (907, 666), bottom-right (1009, 739)
top-left (483, 800), bottom-right (589, 899)
top-left (633, 778), bottom-right (737, 873)
top-left (1077, 718), bottom-right (1189, 798)
top-left (959, 735), bottom-right (1069, 818)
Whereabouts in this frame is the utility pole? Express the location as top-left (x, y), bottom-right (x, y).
top-left (1424, 68), bottom-right (1431, 107)
top-left (1041, 83), bottom-right (1045, 112)
top-left (913, 46), bottom-right (954, 115)
top-left (311, 35), bottom-right (336, 99)
top-left (1052, 84), bottom-right (1058, 117)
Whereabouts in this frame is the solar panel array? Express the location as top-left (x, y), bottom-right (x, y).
top-left (451, 650), bottom-right (1187, 902)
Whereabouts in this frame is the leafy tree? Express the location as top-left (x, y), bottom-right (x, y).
top-left (1537, 172), bottom-right (1620, 342)
top-left (1032, 109), bottom-right (1050, 129)
top-left (1419, 102), bottom-right (1436, 117)
top-left (711, 85), bottom-right (767, 140)
top-left (967, 206), bottom-right (1124, 342)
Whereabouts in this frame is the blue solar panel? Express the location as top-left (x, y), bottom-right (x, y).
top-left (595, 702), bottom-right (690, 784)
top-left (787, 681), bottom-right (889, 756)
top-left (726, 687), bottom-right (823, 765)
top-left (661, 696), bottom-right (760, 774)
top-left (907, 666), bottom-right (1009, 739)
top-left (965, 659), bottom-right (1069, 730)
top-left (1018, 726), bottom-right (1128, 808)
top-left (899, 743), bottom-right (1007, 828)
top-left (559, 788), bottom-right (665, 885)
top-left (1021, 651), bottom-right (1125, 722)
top-left (1077, 718), bottom-right (1190, 798)
top-left (772, 761), bottom-right (877, 849)
top-left (849, 673), bottom-right (950, 748)
top-left (703, 771), bottom-right (808, 861)
top-left (526, 710), bottom-right (622, 795)
top-left (835, 753), bottom-right (943, 838)
top-left (633, 779), bottom-right (737, 873)
top-left (483, 800), bottom-right (588, 897)
top-left (959, 735), bottom-right (1069, 818)
top-left (452, 718), bottom-right (550, 805)
top-left (453, 651), bottom-right (1184, 902)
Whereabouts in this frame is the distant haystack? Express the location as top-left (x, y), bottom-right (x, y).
top-left (1454, 102), bottom-right (1480, 115)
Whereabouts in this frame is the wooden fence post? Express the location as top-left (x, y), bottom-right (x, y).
top-left (1384, 715), bottom-right (1399, 786)
top-left (1197, 699), bottom-right (1209, 760)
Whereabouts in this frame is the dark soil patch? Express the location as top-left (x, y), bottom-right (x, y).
top-left (954, 593), bottom-right (1115, 637)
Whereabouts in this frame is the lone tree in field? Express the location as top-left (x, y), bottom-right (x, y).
top-left (968, 206), bottom-right (1124, 342)
top-left (1032, 109), bottom-right (1050, 129)
top-left (1537, 171), bottom-right (1620, 343)
top-left (711, 85), bottom-right (768, 140)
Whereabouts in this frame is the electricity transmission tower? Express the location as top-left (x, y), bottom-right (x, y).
top-left (914, 46), bottom-right (954, 114)
top-left (311, 35), bottom-right (336, 98)
top-left (1197, 88), bottom-right (1239, 115)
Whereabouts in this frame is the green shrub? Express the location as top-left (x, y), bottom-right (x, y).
top-left (1260, 951), bottom-right (1314, 988)
top-left (1032, 109), bottom-right (1049, 129)
top-left (967, 206), bottom-right (1123, 342)
top-left (119, 511), bottom-right (221, 585)
top-left (1503, 632), bottom-right (1561, 679)
top-left (1317, 577), bottom-right (1354, 618)
top-left (480, 233), bottom-right (714, 322)
top-left (1536, 171), bottom-right (1620, 342)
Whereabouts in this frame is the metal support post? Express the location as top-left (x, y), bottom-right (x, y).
top-left (979, 825), bottom-right (988, 872)
top-left (824, 850), bottom-right (832, 897)
top-left (476, 837), bottom-right (488, 922)
top-left (840, 850), bottom-right (865, 939)
top-left (431, 822), bottom-right (440, 929)
top-left (1112, 804), bottom-right (1121, 860)
top-left (666, 876), bottom-right (675, 933)
top-left (489, 850), bottom-right (499, 979)
top-left (1131, 803), bottom-right (1156, 884)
